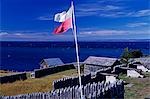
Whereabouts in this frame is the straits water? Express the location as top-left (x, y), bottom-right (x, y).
top-left (0, 41), bottom-right (150, 71)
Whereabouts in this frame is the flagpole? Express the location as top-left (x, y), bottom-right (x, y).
top-left (72, 1), bottom-right (83, 99)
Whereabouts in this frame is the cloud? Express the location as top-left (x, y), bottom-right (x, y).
top-left (105, 5), bottom-right (122, 10)
top-left (79, 30), bottom-right (129, 36)
top-left (37, 16), bottom-right (53, 20)
top-left (98, 9), bottom-right (150, 18)
top-left (76, 3), bottom-right (123, 17)
top-left (37, 1), bottom-right (149, 19)
top-left (75, 0), bottom-right (125, 17)
top-left (126, 22), bottom-right (149, 27)
top-left (75, 0), bottom-right (149, 18)
top-left (0, 31), bottom-right (75, 41)
top-left (79, 29), bottom-right (149, 36)
top-left (0, 32), bottom-right (9, 36)
top-left (77, 4), bottom-right (122, 12)
top-left (1, 29), bottom-right (149, 41)
top-left (133, 9), bottom-right (150, 17)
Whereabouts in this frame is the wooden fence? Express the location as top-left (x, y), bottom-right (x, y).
top-left (53, 68), bottom-right (116, 90)
top-left (1, 80), bottom-right (124, 99)
top-left (0, 73), bottom-right (27, 84)
top-left (34, 64), bottom-right (75, 78)
top-left (53, 73), bottom-right (91, 89)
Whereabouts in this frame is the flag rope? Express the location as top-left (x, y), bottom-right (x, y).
top-left (72, 1), bottom-right (84, 99)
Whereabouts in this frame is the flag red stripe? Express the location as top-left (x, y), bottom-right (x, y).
top-left (54, 18), bottom-right (72, 34)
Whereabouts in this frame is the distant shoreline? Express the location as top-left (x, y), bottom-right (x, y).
top-left (0, 39), bottom-right (150, 42)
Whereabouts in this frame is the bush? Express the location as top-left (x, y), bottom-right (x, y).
top-left (120, 48), bottom-right (143, 67)
top-left (121, 48), bottom-right (132, 60)
top-left (130, 50), bottom-right (143, 58)
top-left (121, 48), bottom-right (143, 59)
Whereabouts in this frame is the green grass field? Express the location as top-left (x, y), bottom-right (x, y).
top-left (0, 70), bottom-right (17, 76)
top-left (0, 69), bottom-right (77, 96)
top-left (119, 72), bottom-right (150, 99)
top-left (0, 69), bottom-right (150, 99)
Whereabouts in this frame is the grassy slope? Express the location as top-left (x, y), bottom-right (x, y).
top-left (1, 69), bottom-right (150, 98)
top-left (0, 69), bottom-right (77, 96)
top-left (119, 72), bottom-right (150, 99)
top-left (0, 70), bottom-right (16, 76)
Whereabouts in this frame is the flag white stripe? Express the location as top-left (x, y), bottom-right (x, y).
top-left (66, 5), bottom-right (73, 19)
top-left (54, 6), bottom-right (73, 22)
top-left (54, 11), bottom-right (66, 22)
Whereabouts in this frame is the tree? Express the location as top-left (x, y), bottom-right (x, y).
top-left (120, 48), bottom-right (143, 67)
top-left (121, 48), bottom-right (132, 67)
top-left (121, 47), bottom-right (132, 60)
top-left (130, 50), bottom-right (143, 58)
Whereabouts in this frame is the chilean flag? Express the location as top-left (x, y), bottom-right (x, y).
top-left (53, 5), bottom-right (73, 34)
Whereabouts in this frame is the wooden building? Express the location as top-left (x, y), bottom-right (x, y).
top-left (84, 56), bottom-right (118, 74)
top-left (40, 58), bottom-right (64, 69)
top-left (133, 57), bottom-right (150, 70)
top-left (128, 57), bottom-right (150, 72)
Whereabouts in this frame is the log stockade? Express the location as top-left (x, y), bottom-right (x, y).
top-left (0, 63), bottom-right (75, 84)
top-left (0, 72), bottom-right (27, 84)
top-left (1, 80), bottom-right (124, 99)
top-left (34, 63), bottom-right (75, 78)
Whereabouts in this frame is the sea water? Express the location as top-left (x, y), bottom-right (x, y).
top-left (1, 41), bottom-right (149, 71)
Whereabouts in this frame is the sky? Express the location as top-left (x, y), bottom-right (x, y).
top-left (1, 0), bottom-right (150, 41)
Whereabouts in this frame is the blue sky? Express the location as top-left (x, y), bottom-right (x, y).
top-left (1, 0), bottom-right (150, 41)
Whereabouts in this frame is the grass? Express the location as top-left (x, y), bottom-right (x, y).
top-left (119, 72), bottom-right (150, 99)
top-left (1, 69), bottom-right (150, 98)
top-left (0, 70), bottom-right (16, 76)
top-left (0, 69), bottom-right (77, 96)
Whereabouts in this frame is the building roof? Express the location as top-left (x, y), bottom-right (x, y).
top-left (84, 56), bottom-right (117, 66)
top-left (41, 58), bottom-right (64, 67)
top-left (132, 57), bottom-right (150, 69)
